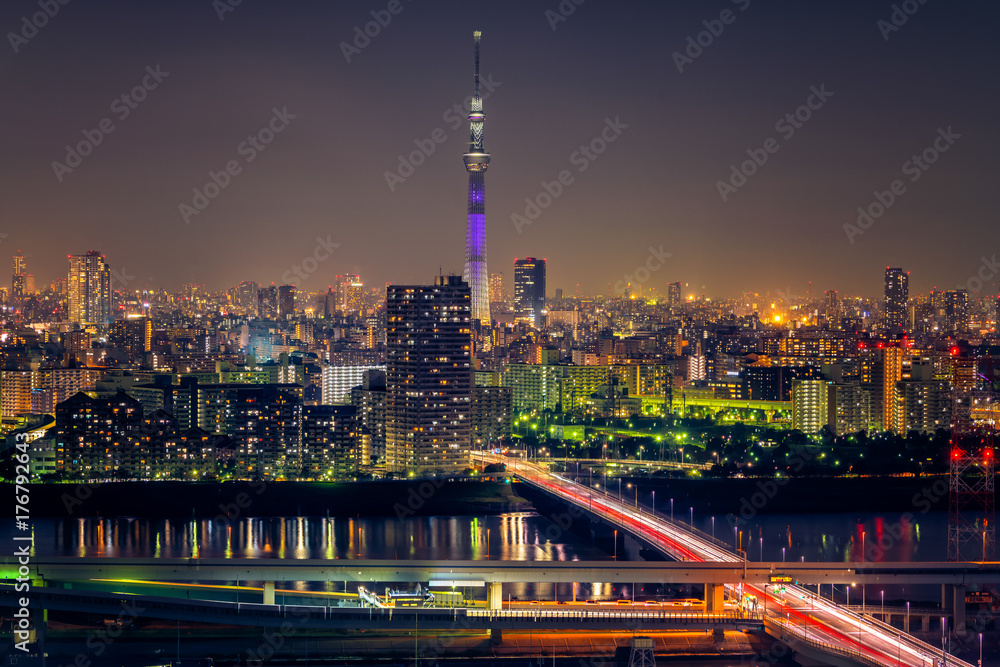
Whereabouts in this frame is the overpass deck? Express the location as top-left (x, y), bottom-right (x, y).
top-left (0, 585), bottom-right (762, 633)
top-left (485, 453), bottom-right (976, 667)
top-left (23, 557), bottom-right (1000, 587)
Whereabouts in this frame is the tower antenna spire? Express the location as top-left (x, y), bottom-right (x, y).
top-left (473, 30), bottom-right (481, 97)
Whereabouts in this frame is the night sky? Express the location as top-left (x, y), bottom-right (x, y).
top-left (3, 0), bottom-right (998, 298)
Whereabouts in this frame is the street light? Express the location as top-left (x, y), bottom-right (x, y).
top-left (941, 617), bottom-right (947, 667)
top-left (670, 498), bottom-right (674, 522)
top-left (689, 506), bottom-right (693, 526)
top-left (782, 547), bottom-right (785, 563)
top-left (881, 590), bottom-right (884, 619)
top-left (711, 516), bottom-right (715, 540)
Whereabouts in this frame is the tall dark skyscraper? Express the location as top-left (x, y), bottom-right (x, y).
top-left (883, 267), bottom-right (908, 332)
top-left (943, 289), bottom-right (969, 334)
top-left (463, 31), bottom-right (491, 326)
top-left (385, 276), bottom-right (472, 475)
top-left (11, 252), bottom-right (26, 309)
top-left (667, 282), bottom-right (681, 310)
top-left (278, 285), bottom-right (296, 320)
top-left (514, 258), bottom-right (546, 328)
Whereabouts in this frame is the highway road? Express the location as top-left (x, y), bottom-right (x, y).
top-left (488, 454), bottom-right (971, 667)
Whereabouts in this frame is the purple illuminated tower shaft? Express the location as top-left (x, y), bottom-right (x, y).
top-left (463, 31), bottom-right (491, 325)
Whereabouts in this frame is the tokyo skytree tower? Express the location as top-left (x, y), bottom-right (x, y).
top-left (463, 31), bottom-right (491, 325)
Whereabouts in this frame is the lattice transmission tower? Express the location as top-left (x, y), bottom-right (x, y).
top-left (947, 356), bottom-right (996, 563)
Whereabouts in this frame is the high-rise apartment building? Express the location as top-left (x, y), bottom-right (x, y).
top-left (385, 276), bottom-right (472, 475)
top-left (258, 286), bottom-right (278, 320)
top-left (228, 281), bottom-right (259, 315)
top-left (882, 346), bottom-right (905, 433)
top-left (514, 258), bottom-right (546, 328)
top-left (333, 274), bottom-right (364, 315)
top-left (301, 404), bottom-right (361, 479)
top-left (943, 290), bottom-right (969, 334)
top-left (884, 267), bottom-right (909, 332)
top-left (11, 252), bottom-right (26, 308)
top-left (667, 282), bottom-right (682, 310)
top-left (488, 272), bottom-right (504, 304)
top-left (792, 380), bottom-right (834, 433)
top-left (68, 251), bottom-right (111, 326)
top-left (826, 290), bottom-right (840, 321)
top-left (278, 285), bottom-right (296, 319)
top-left (109, 317), bottom-right (153, 358)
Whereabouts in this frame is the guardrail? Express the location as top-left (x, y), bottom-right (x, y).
top-left (852, 606), bottom-right (973, 667)
top-left (764, 616), bottom-right (891, 667)
top-left (1, 585), bottom-right (762, 630)
top-left (468, 608), bottom-right (761, 624)
top-left (498, 457), bottom-right (975, 667)
top-left (790, 587), bottom-right (973, 667)
top-left (843, 605), bottom-right (951, 617)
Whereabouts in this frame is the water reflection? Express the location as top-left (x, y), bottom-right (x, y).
top-left (40, 512), bottom-right (606, 562)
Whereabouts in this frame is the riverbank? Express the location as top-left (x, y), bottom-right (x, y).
top-left (5, 474), bottom-right (960, 519)
top-left (612, 474), bottom-right (953, 515)
top-left (6, 479), bottom-right (530, 519)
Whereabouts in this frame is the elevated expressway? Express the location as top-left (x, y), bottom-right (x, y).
top-left (481, 453), bottom-right (979, 667)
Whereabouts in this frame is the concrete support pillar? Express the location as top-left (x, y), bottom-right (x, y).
top-left (953, 585), bottom-right (966, 635)
top-left (921, 615), bottom-right (930, 632)
top-left (489, 627), bottom-right (502, 645)
top-left (705, 583), bottom-right (725, 612)
top-left (32, 579), bottom-right (47, 623)
top-left (263, 581), bottom-right (275, 605)
top-left (903, 613), bottom-right (909, 634)
top-left (487, 582), bottom-right (503, 610)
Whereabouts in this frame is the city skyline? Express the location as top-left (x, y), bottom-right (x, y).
top-left (3, 1), bottom-right (999, 297)
top-left (8, 246), bottom-right (1000, 305)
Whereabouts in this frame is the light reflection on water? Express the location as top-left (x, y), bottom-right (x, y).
top-left (44, 512), bottom-right (601, 562)
top-left (21, 510), bottom-right (954, 602)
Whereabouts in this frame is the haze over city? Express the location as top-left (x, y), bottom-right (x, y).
top-left (4, 0), bottom-right (999, 296)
